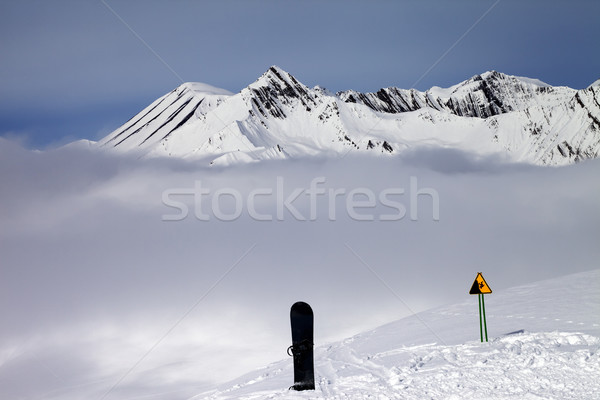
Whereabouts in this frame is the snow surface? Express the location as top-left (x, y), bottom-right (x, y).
top-left (194, 269), bottom-right (600, 399)
top-left (512, 75), bottom-right (551, 88)
top-left (183, 82), bottom-right (234, 96)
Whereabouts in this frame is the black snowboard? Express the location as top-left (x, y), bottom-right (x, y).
top-left (288, 301), bottom-right (315, 391)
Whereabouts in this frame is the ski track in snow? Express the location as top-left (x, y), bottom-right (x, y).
top-left (197, 332), bottom-right (600, 400)
top-left (193, 270), bottom-right (600, 399)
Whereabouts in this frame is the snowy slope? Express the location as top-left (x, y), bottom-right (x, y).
top-left (102, 83), bottom-right (232, 152)
top-left (193, 269), bottom-right (600, 399)
top-left (99, 67), bottom-right (600, 166)
top-left (488, 85), bottom-right (600, 165)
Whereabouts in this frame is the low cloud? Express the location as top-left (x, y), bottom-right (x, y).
top-left (1, 138), bottom-right (599, 399)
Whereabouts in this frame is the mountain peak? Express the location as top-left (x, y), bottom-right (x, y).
top-left (266, 64), bottom-right (287, 76)
top-left (253, 65), bottom-right (298, 87)
top-left (244, 66), bottom-right (317, 120)
top-left (479, 70), bottom-right (509, 82)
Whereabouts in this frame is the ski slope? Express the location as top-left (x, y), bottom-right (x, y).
top-left (193, 269), bottom-right (600, 399)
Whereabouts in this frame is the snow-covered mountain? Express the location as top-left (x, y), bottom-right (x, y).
top-left (192, 269), bottom-right (600, 399)
top-left (100, 67), bottom-right (600, 166)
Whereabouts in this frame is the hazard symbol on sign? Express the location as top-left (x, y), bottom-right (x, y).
top-left (469, 272), bottom-right (492, 294)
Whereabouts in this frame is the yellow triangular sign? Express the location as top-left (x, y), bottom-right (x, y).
top-left (469, 272), bottom-right (492, 294)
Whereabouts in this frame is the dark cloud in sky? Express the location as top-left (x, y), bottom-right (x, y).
top-left (1, 138), bottom-right (599, 398)
top-left (1, 0), bottom-right (599, 147)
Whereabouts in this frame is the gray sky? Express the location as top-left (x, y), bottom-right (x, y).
top-left (1, 0), bottom-right (599, 148)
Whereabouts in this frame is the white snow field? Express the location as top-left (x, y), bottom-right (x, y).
top-left (194, 269), bottom-right (600, 399)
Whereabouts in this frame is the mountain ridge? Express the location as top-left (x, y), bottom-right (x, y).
top-left (99, 66), bottom-right (600, 166)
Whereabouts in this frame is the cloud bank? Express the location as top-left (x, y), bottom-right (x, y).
top-left (1, 138), bottom-right (599, 399)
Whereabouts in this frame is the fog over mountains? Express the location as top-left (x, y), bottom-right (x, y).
top-left (99, 66), bottom-right (600, 166)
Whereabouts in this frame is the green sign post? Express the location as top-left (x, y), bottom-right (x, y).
top-left (469, 272), bottom-right (492, 342)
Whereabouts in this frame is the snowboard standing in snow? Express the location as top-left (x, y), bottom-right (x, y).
top-left (288, 301), bottom-right (315, 391)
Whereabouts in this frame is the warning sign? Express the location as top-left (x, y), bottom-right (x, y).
top-left (469, 272), bottom-right (492, 295)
